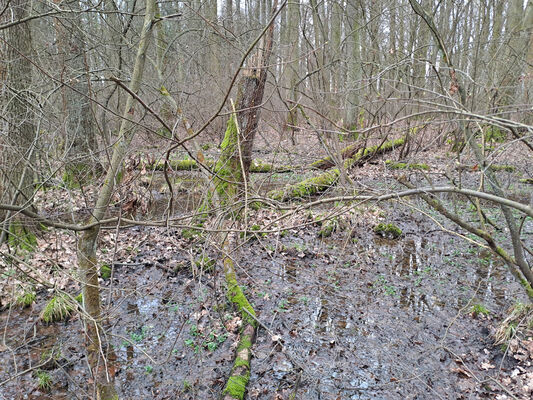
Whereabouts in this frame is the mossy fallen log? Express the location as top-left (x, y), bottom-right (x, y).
top-left (311, 137), bottom-right (405, 170)
top-left (268, 138), bottom-right (405, 201)
top-left (455, 163), bottom-right (516, 173)
top-left (222, 247), bottom-right (257, 400)
top-left (268, 168), bottom-right (340, 201)
top-left (385, 160), bottom-right (430, 171)
top-left (142, 158), bottom-right (293, 173)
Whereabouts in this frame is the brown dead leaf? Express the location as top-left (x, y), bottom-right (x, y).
top-left (480, 362), bottom-right (495, 370)
top-left (451, 367), bottom-right (471, 378)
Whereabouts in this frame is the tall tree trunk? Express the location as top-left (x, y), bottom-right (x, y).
top-left (345, 0), bottom-right (361, 127)
top-left (77, 1), bottom-right (155, 398)
top-left (0, 0), bottom-right (36, 245)
top-left (54, 3), bottom-right (100, 182)
top-left (285, 0), bottom-right (300, 142)
top-left (216, 3), bottom-right (279, 397)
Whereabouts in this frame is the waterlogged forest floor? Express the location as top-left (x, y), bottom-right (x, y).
top-left (1, 133), bottom-right (533, 399)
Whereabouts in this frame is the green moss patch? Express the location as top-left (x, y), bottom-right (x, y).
top-left (385, 160), bottom-right (430, 170)
top-left (373, 223), bottom-right (402, 239)
top-left (100, 264), bottom-right (112, 279)
top-left (269, 169), bottom-right (340, 201)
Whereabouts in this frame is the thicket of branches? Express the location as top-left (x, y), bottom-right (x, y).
top-left (0, 0), bottom-right (532, 398)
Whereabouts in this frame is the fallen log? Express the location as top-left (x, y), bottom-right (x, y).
top-left (310, 137), bottom-right (405, 170)
top-left (269, 137), bottom-right (405, 201)
top-left (142, 158), bottom-right (294, 173)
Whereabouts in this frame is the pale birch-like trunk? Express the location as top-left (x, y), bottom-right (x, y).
top-left (77, 1), bottom-right (155, 398)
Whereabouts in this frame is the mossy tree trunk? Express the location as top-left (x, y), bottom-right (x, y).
top-left (76, 1), bottom-right (155, 398)
top-left (216, 2), bottom-right (279, 398)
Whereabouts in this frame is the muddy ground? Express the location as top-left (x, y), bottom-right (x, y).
top-left (1, 133), bottom-right (532, 399)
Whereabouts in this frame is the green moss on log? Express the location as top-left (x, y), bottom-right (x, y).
top-left (385, 160), bottom-right (430, 170)
top-left (489, 164), bottom-right (515, 173)
top-left (312, 137), bottom-right (405, 170)
top-left (224, 373), bottom-right (249, 399)
top-left (224, 259), bottom-right (256, 325)
top-left (268, 169), bottom-right (340, 201)
top-left (373, 223), bottom-right (402, 239)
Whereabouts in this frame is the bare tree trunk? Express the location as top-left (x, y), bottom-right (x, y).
top-left (345, 0), bottom-right (361, 127)
top-left (77, 1), bottom-right (155, 398)
top-left (54, 3), bottom-right (100, 182)
top-left (0, 0), bottom-right (36, 245)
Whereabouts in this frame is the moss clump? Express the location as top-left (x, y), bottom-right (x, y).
top-left (373, 223), bottom-right (402, 239)
top-left (194, 256), bottom-right (216, 272)
top-left (16, 290), bottom-right (36, 308)
top-left (8, 221), bottom-right (37, 252)
top-left (318, 218), bottom-right (338, 238)
top-left (489, 164), bottom-right (515, 173)
top-left (40, 294), bottom-right (74, 323)
top-left (214, 113), bottom-right (242, 211)
top-left (385, 160), bottom-right (430, 171)
top-left (250, 159), bottom-right (272, 173)
top-left (75, 293), bottom-right (83, 303)
top-left (100, 264), bottom-right (112, 279)
top-left (240, 224), bottom-right (267, 240)
top-left (182, 227), bottom-right (202, 240)
top-left (224, 373), bottom-right (249, 399)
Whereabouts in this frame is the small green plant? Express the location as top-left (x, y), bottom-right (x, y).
top-left (373, 223), bottom-right (402, 239)
top-left (100, 264), bottom-right (112, 279)
top-left (189, 324), bottom-right (200, 337)
top-left (41, 344), bottom-right (61, 364)
top-left (494, 302), bottom-right (532, 346)
top-left (318, 218), bottom-right (338, 238)
top-left (75, 293), bottom-right (83, 303)
top-left (194, 256), bottom-right (216, 272)
top-left (201, 143), bottom-right (211, 151)
top-left (373, 275), bottom-right (397, 296)
top-left (183, 380), bottom-right (192, 392)
top-left (16, 289), bottom-right (36, 307)
top-left (35, 370), bottom-right (52, 391)
top-left (41, 294), bottom-right (74, 323)
top-left (471, 303), bottom-right (490, 317)
top-left (144, 365), bottom-right (153, 373)
top-left (129, 325), bottom-right (151, 343)
top-left (278, 299), bottom-right (288, 311)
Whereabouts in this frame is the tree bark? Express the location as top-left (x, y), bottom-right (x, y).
top-left (77, 1), bottom-right (155, 398)
top-left (0, 0), bottom-right (36, 245)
